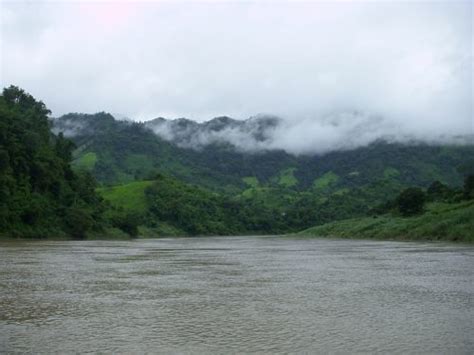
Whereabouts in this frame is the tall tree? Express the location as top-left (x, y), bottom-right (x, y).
top-left (0, 86), bottom-right (105, 238)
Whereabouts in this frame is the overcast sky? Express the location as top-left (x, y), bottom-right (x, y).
top-left (1, 0), bottom-right (473, 142)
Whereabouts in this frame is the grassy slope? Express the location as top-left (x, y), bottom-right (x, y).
top-left (274, 167), bottom-right (298, 187)
top-left (98, 180), bottom-right (153, 213)
top-left (313, 171), bottom-right (339, 190)
top-left (72, 152), bottom-right (97, 171)
top-left (298, 200), bottom-right (474, 243)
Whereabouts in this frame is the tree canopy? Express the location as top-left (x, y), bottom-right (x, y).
top-left (0, 86), bottom-right (105, 238)
top-left (397, 187), bottom-right (425, 217)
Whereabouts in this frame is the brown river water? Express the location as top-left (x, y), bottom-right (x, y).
top-left (0, 236), bottom-right (473, 353)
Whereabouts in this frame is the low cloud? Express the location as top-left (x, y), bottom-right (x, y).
top-left (147, 112), bottom-right (471, 155)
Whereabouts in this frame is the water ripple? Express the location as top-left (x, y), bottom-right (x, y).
top-left (0, 237), bottom-right (473, 353)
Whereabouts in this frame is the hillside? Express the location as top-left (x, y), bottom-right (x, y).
top-left (49, 112), bottom-right (474, 237)
top-left (98, 180), bottom-right (153, 214)
top-left (298, 200), bottom-right (474, 243)
top-left (96, 174), bottom-right (295, 236)
top-left (53, 113), bottom-right (474, 193)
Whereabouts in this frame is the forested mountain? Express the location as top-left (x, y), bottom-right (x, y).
top-left (53, 112), bottom-right (473, 193)
top-left (50, 111), bottom-right (474, 236)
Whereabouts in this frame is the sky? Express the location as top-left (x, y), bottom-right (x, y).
top-left (1, 0), bottom-right (473, 151)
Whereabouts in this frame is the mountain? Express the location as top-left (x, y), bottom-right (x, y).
top-left (50, 112), bottom-right (474, 234)
top-left (53, 112), bottom-right (474, 192)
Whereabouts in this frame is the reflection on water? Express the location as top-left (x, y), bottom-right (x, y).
top-left (0, 237), bottom-right (473, 353)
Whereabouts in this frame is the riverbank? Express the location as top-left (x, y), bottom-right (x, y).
top-left (298, 200), bottom-right (474, 243)
top-left (3, 201), bottom-right (472, 242)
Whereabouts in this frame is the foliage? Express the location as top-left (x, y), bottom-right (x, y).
top-left (426, 180), bottom-right (457, 202)
top-left (73, 152), bottom-right (97, 171)
top-left (63, 207), bottom-right (94, 239)
top-left (313, 171), bottom-right (339, 190)
top-left (242, 176), bottom-right (259, 187)
top-left (109, 211), bottom-right (140, 238)
top-left (275, 167), bottom-right (298, 187)
top-left (0, 87), bottom-right (136, 239)
top-left (98, 180), bottom-right (153, 214)
top-left (144, 174), bottom-right (243, 235)
top-left (299, 200), bottom-right (474, 243)
top-left (55, 113), bottom-right (474, 196)
top-left (464, 175), bottom-right (474, 200)
top-left (397, 187), bottom-right (425, 216)
top-left (457, 160), bottom-right (474, 176)
top-left (383, 167), bottom-right (400, 179)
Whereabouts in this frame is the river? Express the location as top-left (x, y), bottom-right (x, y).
top-left (1, 237), bottom-right (473, 353)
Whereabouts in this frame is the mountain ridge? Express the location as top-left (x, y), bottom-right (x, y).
top-left (52, 112), bottom-right (474, 203)
top-left (54, 111), bottom-right (473, 154)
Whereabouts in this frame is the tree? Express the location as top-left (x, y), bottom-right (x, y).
top-left (397, 187), bottom-right (425, 216)
top-left (464, 175), bottom-right (474, 200)
top-left (426, 180), bottom-right (452, 201)
top-left (64, 208), bottom-right (94, 239)
top-left (457, 160), bottom-right (474, 176)
top-left (111, 211), bottom-right (140, 237)
top-left (0, 87), bottom-right (105, 238)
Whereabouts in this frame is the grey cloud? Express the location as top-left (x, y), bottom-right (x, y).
top-left (1, 0), bottom-right (473, 153)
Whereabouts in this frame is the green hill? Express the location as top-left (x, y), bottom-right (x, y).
top-left (54, 113), bottom-right (474, 195)
top-left (50, 111), bottom-right (474, 238)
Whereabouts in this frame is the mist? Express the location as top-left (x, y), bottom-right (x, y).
top-left (144, 112), bottom-right (472, 155)
top-left (1, 0), bottom-right (473, 154)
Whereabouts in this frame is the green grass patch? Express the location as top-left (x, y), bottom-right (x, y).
top-left (73, 152), bottom-right (97, 171)
top-left (313, 171), bottom-right (339, 190)
top-left (277, 168), bottom-right (298, 187)
top-left (242, 176), bottom-right (259, 188)
top-left (98, 180), bottom-right (153, 213)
